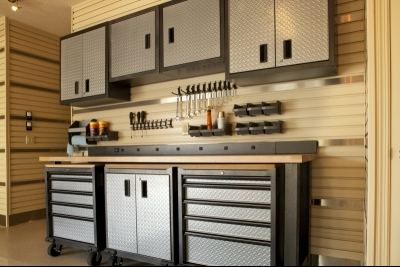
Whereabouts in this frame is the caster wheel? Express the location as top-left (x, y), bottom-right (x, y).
top-left (108, 256), bottom-right (123, 266)
top-left (47, 244), bottom-right (62, 257)
top-left (87, 252), bottom-right (102, 266)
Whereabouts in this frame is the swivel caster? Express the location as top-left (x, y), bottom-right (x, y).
top-left (47, 244), bottom-right (62, 257)
top-left (87, 252), bottom-right (102, 266)
top-left (108, 255), bottom-right (123, 266)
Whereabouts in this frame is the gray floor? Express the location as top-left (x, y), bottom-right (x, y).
top-left (0, 219), bottom-right (152, 266)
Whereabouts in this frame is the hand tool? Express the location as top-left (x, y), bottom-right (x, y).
top-left (207, 83), bottom-right (213, 108)
top-left (129, 112), bottom-right (134, 139)
top-left (194, 84), bottom-right (200, 116)
top-left (185, 86), bottom-right (190, 119)
top-left (190, 85), bottom-right (195, 118)
top-left (137, 112), bottom-right (141, 133)
top-left (174, 87), bottom-right (181, 121)
top-left (141, 111), bottom-right (145, 138)
top-left (201, 83), bottom-right (207, 113)
top-left (223, 81), bottom-right (229, 104)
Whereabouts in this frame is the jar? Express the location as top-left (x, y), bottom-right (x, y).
top-left (218, 111), bottom-right (225, 130)
top-left (89, 119), bottom-right (98, 137)
top-left (98, 120), bottom-right (108, 136)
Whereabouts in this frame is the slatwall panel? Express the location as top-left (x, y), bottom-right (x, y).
top-left (71, 0), bottom-right (365, 262)
top-left (0, 16), bottom-right (7, 218)
top-left (7, 19), bottom-right (70, 216)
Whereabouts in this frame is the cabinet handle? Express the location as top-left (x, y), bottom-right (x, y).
top-left (168, 28), bottom-right (175, 44)
top-left (145, 34), bottom-right (151, 49)
top-left (85, 79), bottom-right (90, 93)
top-left (260, 44), bottom-right (268, 63)
top-left (141, 180), bottom-right (148, 198)
top-left (283, 39), bottom-right (292, 59)
top-left (75, 81), bottom-right (79, 95)
top-left (124, 180), bottom-right (130, 197)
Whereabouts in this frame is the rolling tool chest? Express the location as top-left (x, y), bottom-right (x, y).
top-left (103, 166), bottom-right (178, 266)
top-left (44, 165), bottom-right (106, 266)
top-left (178, 167), bottom-right (285, 266)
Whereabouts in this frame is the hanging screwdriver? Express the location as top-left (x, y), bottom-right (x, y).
top-left (137, 112), bottom-right (141, 133)
top-left (129, 112), bottom-right (134, 139)
top-left (141, 111), bottom-right (145, 138)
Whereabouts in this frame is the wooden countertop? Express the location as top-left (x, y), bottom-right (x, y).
top-left (39, 154), bottom-right (316, 164)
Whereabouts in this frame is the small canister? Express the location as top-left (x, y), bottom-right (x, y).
top-left (89, 119), bottom-right (98, 137)
top-left (98, 120), bottom-right (108, 136)
top-left (218, 111), bottom-right (225, 130)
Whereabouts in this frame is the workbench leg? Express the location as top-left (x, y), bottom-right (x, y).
top-left (284, 162), bottom-right (311, 266)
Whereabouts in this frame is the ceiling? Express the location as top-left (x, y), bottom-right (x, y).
top-left (0, 0), bottom-right (87, 36)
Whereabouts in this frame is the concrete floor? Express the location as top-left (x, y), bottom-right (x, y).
top-left (0, 220), bottom-right (151, 266)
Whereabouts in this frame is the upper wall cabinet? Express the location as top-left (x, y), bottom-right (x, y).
top-left (226, 0), bottom-right (337, 87)
top-left (160, 0), bottom-right (225, 79)
top-left (109, 7), bottom-right (173, 87)
top-left (61, 23), bottom-right (130, 107)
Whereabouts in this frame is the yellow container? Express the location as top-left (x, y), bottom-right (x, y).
top-left (98, 120), bottom-right (108, 136)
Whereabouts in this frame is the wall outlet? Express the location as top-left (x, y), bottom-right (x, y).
top-left (26, 136), bottom-right (35, 144)
top-left (182, 123), bottom-right (189, 135)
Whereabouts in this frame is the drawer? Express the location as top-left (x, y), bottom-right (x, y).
top-left (51, 193), bottom-right (93, 205)
top-left (51, 204), bottom-right (93, 218)
top-left (186, 234), bottom-right (271, 266)
top-left (185, 178), bottom-right (271, 186)
top-left (186, 219), bottom-right (271, 241)
top-left (50, 174), bottom-right (92, 180)
top-left (52, 216), bottom-right (94, 244)
top-left (185, 186), bottom-right (271, 204)
top-left (51, 181), bottom-right (93, 192)
top-left (185, 203), bottom-right (271, 222)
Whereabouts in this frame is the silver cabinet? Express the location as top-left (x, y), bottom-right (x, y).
top-left (82, 26), bottom-right (106, 98)
top-left (226, 0), bottom-right (336, 86)
top-left (110, 10), bottom-right (156, 79)
top-left (104, 168), bottom-right (176, 265)
top-left (275, 0), bottom-right (329, 67)
top-left (60, 34), bottom-right (83, 101)
top-left (160, 0), bottom-right (225, 79)
top-left (60, 23), bottom-right (130, 107)
top-left (228, 0), bottom-right (275, 74)
top-left (105, 173), bottom-right (137, 254)
top-left (136, 175), bottom-right (171, 260)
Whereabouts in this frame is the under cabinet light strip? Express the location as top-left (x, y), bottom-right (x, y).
top-left (72, 74), bottom-right (365, 115)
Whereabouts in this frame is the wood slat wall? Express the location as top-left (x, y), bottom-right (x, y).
top-left (0, 16), bottom-right (7, 218)
top-left (6, 19), bottom-right (70, 216)
top-left (71, 0), bottom-right (366, 262)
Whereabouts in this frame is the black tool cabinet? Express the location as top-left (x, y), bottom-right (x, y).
top-left (177, 168), bottom-right (285, 266)
top-left (44, 165), bottom-right (106, 266)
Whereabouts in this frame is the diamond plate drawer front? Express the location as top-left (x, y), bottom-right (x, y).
top-left (61, 35), bottom-right (82, 101)
top-left (186, 235), bottom-right (271, 266)
top-left (136, 175), bottom-right (171, 261)
top-left (105, 174), bottom-right (137, 254)
top-left (185, 203), bottom-right (271, 222)
top-left (83, 26), bottom-right (106, 98)
top-left (229, 0), bottom-right (276, 74)
top-left (185, 179), bottom-right (271, 185)
top-left (185, 187), bottom-right (271, 204)
top-left (51, 174), bottom-right (92, 180)
top-left (51, 205), bottom-right (93, 218)
top-left (276, 0), bottom-right (329, 67)
top-left (163, 0), bottom-right (221, 67)
top-left (52, 216), bottom-right (94, 244)
top-left (111, 11), bottom-right (156, 78)
top-left (186, 220), bottom-right (271, 241)
top-left (51, 181), bottom-right (93, 192)
top-left (51, 193), bottom-right (93, 205)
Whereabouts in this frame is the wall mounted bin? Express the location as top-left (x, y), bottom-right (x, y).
top-left (189, 124), bottom-right (232, 137)
top-left (86, 131), bottom-right (119, 142)
top-left (248, 121), bottom-right (283, 135)
top-left (235, 123), bottom-right (250, 135)
top-left (233, 104), bottom-right (249, 117)
top-left (262, 101), bottom-right (281, 116)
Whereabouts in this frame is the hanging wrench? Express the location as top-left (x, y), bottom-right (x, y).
top-left (195, 84), bottom-right (201, 115)
top-left (189, 85), bottom-right (195, 118)
top-left (185, 86), bottom-right (190, 119)
top-left (174, 87), bottom-right (181, 121)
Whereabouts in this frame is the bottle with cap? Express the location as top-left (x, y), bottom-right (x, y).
top-left (218, 111), bottom-right (225, 130)
top-left (89, 119), bottom-right (98, 137)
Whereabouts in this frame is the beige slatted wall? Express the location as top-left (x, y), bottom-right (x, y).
top-left (0, 16), bottom-right (8, 218)
top-left (7, 19), bottom-right (70, 216)
top-left (72, 0), bottom-right (366, 262)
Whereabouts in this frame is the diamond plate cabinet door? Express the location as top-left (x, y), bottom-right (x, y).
top-left (160, 0), bottom-right (225, 79)
top-left (275, 0), bottom-right (329, 67)
top-left (82, 26), bottom-right (106, 98)
top-left (105, 173), bottom-right (137, 254)
top-left (136, 174), bottom-right (171, 261)
top-left (228, 0), bottom-right (276, 74)
top-left (60, 34), bottom-right (83, 101)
